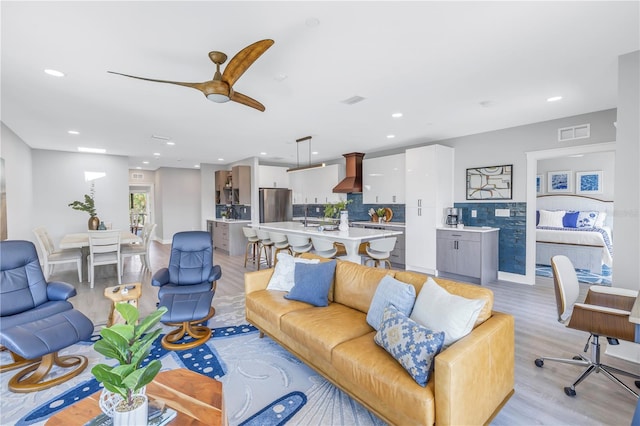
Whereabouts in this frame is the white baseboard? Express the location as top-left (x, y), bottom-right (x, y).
top-left (605, 340), bottom-right (640, 364)
top-left (498, 271), bottom-right (533, 285)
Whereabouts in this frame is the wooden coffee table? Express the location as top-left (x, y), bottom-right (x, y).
top-left (46, 368), bottom-right (226, 425)
top-left (104, 283), bottom-right (142, 327)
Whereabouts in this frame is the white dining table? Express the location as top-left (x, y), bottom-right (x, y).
top-left (60, 231), bottom-right (141, 281)
top-left (254, 221), bottom-right (403, 263)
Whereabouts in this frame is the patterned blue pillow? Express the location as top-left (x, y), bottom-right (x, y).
top-left (576, 211), bottom-right (599, 228)
top-left (374, 304), bottom-right (445, 387)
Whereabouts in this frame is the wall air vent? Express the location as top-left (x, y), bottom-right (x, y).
top-left (558, 124), bottom-right (590, 141)
top-left (131, 172), bottom-right (144, 180)
top-left (341, 95), bottom-right (366, 105)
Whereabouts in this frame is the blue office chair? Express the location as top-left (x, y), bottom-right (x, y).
top-left (0, 240), bottom-right (94, 392)
top-left (151, 231), bottom-right (221, 350)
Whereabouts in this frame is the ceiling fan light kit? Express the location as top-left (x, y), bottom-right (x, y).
top-left (108, 39), bottom-right (274, 111)
top-left (287, 136), bottom-right (326, 173)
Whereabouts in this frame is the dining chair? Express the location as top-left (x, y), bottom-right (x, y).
top-left (364, 237), bottom-right (397, 269)
top-left (311, 237), bottom-right (338, 258)
top-left (87, 230), bottom-right (121, 288)
top-left (121, 223), bottom-right (156, 276)
top-left (32, 227), bottom-right (82, 282)
top-left (287, 234), bottom-right (313, 257)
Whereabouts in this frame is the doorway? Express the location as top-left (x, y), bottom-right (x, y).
top-left (129, 184), bottom-right (154, 236)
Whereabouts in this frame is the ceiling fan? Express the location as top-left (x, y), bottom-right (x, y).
top-left (108, 39), bottom-right (274, 112)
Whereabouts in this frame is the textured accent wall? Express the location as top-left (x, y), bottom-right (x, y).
top-left (454, 202), bottom-right (527, 275)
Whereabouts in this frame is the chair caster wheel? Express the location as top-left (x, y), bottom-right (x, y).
top-left (635, 380), bottom-right (640, 389)
top-left (564, 387), bottom-right (576, 397)
top-left (535, 359), bottom-right (544, 367)
top-left (572, 356), bottom-right (582, 361)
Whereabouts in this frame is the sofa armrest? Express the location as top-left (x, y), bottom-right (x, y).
top-left (434, 311), bottom-right (514, 426)
top-left (245, 269), bottom-right (275, 294)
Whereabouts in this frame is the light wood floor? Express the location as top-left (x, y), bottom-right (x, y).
top-left (54, 240), bottom-right (638, 425)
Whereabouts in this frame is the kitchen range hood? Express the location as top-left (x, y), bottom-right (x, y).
top-left (333, 152), bottom-right (365, 193)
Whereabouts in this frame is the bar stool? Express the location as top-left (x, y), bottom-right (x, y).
top-left (311, 237), bottom-right (338, 258)
top-left (287, 234), bottom-right (313, 257)
top-left (364, 237), bottom-right (397, 269)
top-left (269, 232), bottom-right (291, 265)
top-left (256, 229), bottom-right (274, 269)
top-left (242, 227), bottom-right (260, 268)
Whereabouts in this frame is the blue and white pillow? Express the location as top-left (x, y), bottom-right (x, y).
top-left (374, 304), bottom-right (445, 387)
top-left (576, 211), bottom-right (599, 228)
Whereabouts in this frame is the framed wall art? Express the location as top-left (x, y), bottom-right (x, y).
top-left (536, 174), bottom-right (543, 195)
top-left (576, 170), bottom-right (603, 195)
top-left (547, 170), bottom-right (572, 193)
top-left (466, 164), bottom-right (512, 200)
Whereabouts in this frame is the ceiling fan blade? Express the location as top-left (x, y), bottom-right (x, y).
top-left (108, 71), bottom-right (207, 94)
top-left (222, 39), bottom-right (274, 87)
top-left (230, 91), bottom-right (266, 112)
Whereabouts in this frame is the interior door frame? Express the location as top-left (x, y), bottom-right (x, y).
top-left (129, 183), bottom-right (154, 233)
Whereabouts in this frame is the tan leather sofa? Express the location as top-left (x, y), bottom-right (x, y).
top-left (245, 255), bottom-right (514, 425)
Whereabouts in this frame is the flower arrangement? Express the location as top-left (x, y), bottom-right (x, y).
top-left (68, 182), bottom-right (98, 217)
top-left (323, 199), bottom-right (352, 219)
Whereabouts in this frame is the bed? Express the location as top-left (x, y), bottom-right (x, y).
top-left (536, 195), bottom-right (613, 273)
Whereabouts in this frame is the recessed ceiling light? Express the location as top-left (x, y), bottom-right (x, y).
top-left (166, 141), bottom-right (175, 146)
top-left (44, 69), bottom-right (65, 77)
top-left (194, 164), bottom-right (200, 168)
top-left (391, 112), bottom-right (403, 118)
top-left (136, 166), bottom-right (142, 170)
top-left (153, 152), bottom-right (160, 156)
top-left (260, 152), bottom-right (267, 155)
top-left (547, 96), bottom-right (563, 102)
top-left (77, 147), bottom-right (106, 154)
top-left (387, 134), bottom-right (395, 139)
top-left (311, 151), bottom-right (319, 155)
top-left (218, 158), bottom-right (225, 161)
top-left (143, 161), bottom-right (149, 164)
top-left (68, 130), bottom-right (80, 135)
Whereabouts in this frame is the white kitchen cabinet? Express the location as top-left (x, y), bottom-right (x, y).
top-left (363, 153), bottom-right (405, 204)
top-left (436, 228), bottom-right (499, 285)
top-left (258, 165), bottom-right (290, 188)
top-left (289, 164), bottom-right (345, 204)
top-left (404, 144), bottom-right (454, 274)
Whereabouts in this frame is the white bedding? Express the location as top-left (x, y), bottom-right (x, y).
top-left (536, 227), bottom-right (613, 266)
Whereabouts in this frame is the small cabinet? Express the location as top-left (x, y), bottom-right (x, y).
top-left (258, 165), bottom-right (290, 188)
top-left (436, 228), bottom-right (499, 285)
top-left (209, 220), bottom-right (246, 256)
top-left (363, 153), bottom-right (405, 204)
top-left (232, 165), bottom-right (251, 205)
top-left (215, 170), bottom-right (232, 205)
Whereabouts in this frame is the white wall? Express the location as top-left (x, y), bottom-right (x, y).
top-left (154, 167), bottom-right (201, 243)
top-left (0, 123), bottom-right (33, 241)
top-left (537, 151), bottom-right (615, 200)
top-left (32, 150), bottom-right (130, 246)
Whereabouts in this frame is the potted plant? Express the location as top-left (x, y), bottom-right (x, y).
top-left (376, 208), bottom-right (387, 223)
top-left (69, 182), bottom-right (99, 230)
top-left (92, 303), bottom-right (167, 425)
top-left (323, 199), bottom-right (352, 221)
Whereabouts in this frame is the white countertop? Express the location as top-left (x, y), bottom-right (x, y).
top-left (254, 221), bottom-right (403, 241)
top-left (437, 226), bottom-right (499, 233)
top-left (351, 221), bottom-right (406, 228)
top-left (208, 218), bottom-right (251, 224)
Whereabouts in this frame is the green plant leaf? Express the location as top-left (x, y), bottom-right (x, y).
top-left (93, 338), bottom-right (127, 363)
top-left (102, 323), bottom-right (134, 341)
top-left (115, 302), bottom-right (139, 325)
top-left (123, 360), bottom-right (162, 392)
top-left (133, 307), bottom-right (167, 340)
top-left (100, 328), bottom-right (131, 360)
top-left (130, 329), bottom-right (162, 366)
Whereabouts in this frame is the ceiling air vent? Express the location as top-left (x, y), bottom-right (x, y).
top-left (131, 172), bottom-right (144, 180)
top-left (558, 124), bottom-right (590, 141)
top-left (341, 95), bottom-right (366, 105)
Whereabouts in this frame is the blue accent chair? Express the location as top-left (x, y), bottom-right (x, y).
top-left (152, 231), bottom-right (221, 350)
top-left (0, 240), bottom-right (94, 392)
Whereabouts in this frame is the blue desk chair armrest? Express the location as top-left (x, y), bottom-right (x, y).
top-left (151, 268), bottom-right (170, 287)
top-left (46, 281), bottom-right (77, 301)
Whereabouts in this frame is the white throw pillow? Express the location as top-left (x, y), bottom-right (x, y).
top-left (409, 277), bottom-right (486, 347)
top-left (266, 253), bottom-right (319, 291)
top-left (537, 209), bottom-right (565, 228)
top-left (594, 211), bottom-right (606, 228)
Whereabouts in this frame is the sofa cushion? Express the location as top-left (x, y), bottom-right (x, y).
top-left (280, 304), bottom-right (373, 363)
top-left (285, 260), bottom-right (336, 307)
top-left (374, 304), bottom-right (444, 386)
top-left (332, 332), bottom-right (436, 426)
top-left (245, 290), bottom-right (313, 327)
top-left (410, 277), bottom-right (486, 347)
top-left (366, 275), bottom-right (416, 330)
top-left (332, 261), bottom-right (394, 313)
top-left (267, 253), bottom-right (320, 291)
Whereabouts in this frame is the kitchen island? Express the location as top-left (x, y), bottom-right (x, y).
top-left (207, 218), bottom-right (251, 256)
top-left (254, 221), bottom-right (403, 263)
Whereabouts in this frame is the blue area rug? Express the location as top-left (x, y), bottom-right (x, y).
top-left (536, 264), bottom-right (612, 285)
top-left (1, 294), bottom-right (383, 426)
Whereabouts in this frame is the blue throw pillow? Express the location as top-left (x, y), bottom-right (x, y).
top-left (563, 211), bottom-right (579, 228)
top-left (374, 304), bottom-right (445, 387)
top-left (536, 210), bottom-right (540, 226)
top-left (284, 260), bottom-right (336, 307)
top-left (366, 275), bottom-right (416, 330)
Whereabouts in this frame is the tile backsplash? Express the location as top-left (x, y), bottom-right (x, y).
top-left (293, 193), bottom-right (405, 223)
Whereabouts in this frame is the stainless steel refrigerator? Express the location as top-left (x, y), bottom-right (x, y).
top-left (259, 188), bottom-right (292, 223)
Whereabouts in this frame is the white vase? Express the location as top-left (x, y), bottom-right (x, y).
top-left (339, 210), bottom-right (349, 231)
top-left (113, 394), bottom-right (148, 426)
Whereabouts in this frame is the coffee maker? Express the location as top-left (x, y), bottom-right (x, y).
top-left (445, 207), bottom-right (460, 227)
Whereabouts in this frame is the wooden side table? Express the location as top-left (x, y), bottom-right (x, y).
top-left (104, 283), bottom-right (142, 327)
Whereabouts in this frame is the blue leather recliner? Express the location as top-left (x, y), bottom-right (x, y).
top-left (0, 240), bottom-right (94, 392)
top-left (152, 231), bottom-right (221, 350)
